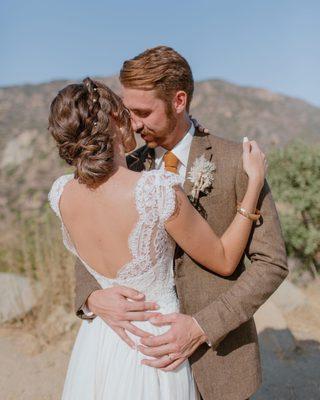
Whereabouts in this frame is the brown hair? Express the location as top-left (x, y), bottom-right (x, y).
top-left (120, 46), bottom-right (194, 111)
top-left (48, 78), bottom-right (131, 188)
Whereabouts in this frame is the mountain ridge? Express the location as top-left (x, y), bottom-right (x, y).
top-left (0, 76), bottom-right (319, 220)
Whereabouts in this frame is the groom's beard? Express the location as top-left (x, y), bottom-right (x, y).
top-left (145, 138), bottom-right (159, 149)
top-left (140, 115), bottom-right (178, 150)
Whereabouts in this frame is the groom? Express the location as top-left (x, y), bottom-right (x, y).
top-left (74, 46), bottom-right (288, 400)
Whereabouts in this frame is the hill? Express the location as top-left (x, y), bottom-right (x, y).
top-left (0, 76), bottom-right (319, 219)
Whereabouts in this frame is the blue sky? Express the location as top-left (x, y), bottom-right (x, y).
top-left (1, 0), bottom-right (320, 106)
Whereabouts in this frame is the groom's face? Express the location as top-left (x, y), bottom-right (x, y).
top-left (122, 87), bottom-right (177, 149)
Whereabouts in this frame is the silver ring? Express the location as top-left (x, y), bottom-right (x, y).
top-left (167, 354), bottom-right (174, 361)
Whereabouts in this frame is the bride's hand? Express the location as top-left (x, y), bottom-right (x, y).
top-left (242, 137), bottom-right (268, 189)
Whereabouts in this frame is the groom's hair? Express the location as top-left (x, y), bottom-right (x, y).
top-left (120, 46), bottom-right (194, 111)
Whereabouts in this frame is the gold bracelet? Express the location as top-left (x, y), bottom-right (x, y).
top-left (236, 204), bottom-right (261, 221)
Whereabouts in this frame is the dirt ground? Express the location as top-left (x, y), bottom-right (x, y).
top-left (253, 281), bottom-right (320, 400)
top-left (1, 282), bottom-right (319, 400)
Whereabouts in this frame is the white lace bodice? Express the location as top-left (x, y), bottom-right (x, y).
top-left (48, 170), bottom-right (183, 302)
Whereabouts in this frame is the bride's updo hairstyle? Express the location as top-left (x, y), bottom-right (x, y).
top-left (48, 77), bottom-right (132, 188)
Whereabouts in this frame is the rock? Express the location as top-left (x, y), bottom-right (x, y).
top-left (1, 129), bottom-right (38, 168)
top-left (269, 280), bottom-right (307, 313)
top-left (0, 272), bottom-right (42, 323)
top-left (255, 300), bottom-right (288, 333)
top-left (255, 300), bottom-right (297, 356)
top-left (39, 306), bottom-right (78, 343)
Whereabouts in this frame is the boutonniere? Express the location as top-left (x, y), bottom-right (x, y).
top-left (187, 155), bottom-right (216, 206)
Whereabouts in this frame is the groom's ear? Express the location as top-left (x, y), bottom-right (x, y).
top-left (173, 91), bottom-right (188, 114)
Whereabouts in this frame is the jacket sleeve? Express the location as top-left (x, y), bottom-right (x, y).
top-left (193, 156), bottom-right (288, 348)
top-left (74, 257), bottom-right (102, 320)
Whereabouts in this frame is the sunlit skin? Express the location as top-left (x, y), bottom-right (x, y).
top-left (121, 87), bottom-right (191, 151)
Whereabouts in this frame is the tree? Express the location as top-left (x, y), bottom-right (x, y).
top-left (268, 140), bottom-right (320, 278)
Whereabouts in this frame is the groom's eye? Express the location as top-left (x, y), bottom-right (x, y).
top-left (133, 109), bottom-right (151, 118)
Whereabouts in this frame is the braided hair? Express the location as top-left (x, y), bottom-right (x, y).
top-left (48, 77), bottom-right (132, 188)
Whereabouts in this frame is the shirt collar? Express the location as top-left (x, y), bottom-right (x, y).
top-left (155, 121), bottom-right (195, 168)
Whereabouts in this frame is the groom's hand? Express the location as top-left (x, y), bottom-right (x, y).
top-left (138, 313), bottom-right (208, 371)
top-left (87, 287), bottom-right (161, 348)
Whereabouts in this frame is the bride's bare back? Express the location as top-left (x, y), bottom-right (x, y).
top-left (49, 169), bottom-right (185, 305)
top-left (59, 168), bottom-right (142, 279)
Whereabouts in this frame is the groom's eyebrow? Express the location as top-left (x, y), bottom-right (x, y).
top-left (131, 107), bottom-right (152, 113)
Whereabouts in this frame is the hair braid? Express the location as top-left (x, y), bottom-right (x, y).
top-left (48, 78), bottom-right (131, 188)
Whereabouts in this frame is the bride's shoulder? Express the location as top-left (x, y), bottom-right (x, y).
top-left (49, 173), bottom-right (74, 193)
top-left (48, 173), bottom-right (74, 216)
top-left (139, 170), bottom-right (183, 221)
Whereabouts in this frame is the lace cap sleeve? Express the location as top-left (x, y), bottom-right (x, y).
top-left (48, 174), bottom-right (74, 219)
top-left (155, 170), bottom-right (184, 223)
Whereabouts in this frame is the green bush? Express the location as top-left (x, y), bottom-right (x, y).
top-left (268, 140), bottom-right (320, 278)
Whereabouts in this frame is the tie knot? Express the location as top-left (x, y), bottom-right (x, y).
top-left (163, 151), bottom-right (179, 174)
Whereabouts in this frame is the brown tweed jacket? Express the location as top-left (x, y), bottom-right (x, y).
top-left (74, 129), bottom-right (288, 400)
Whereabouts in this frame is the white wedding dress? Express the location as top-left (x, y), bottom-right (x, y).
top-left (48, 169), bottom-right (197, 400)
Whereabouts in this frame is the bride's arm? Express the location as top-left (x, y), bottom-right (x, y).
top-left (165, 140), bottom-right (267, 276)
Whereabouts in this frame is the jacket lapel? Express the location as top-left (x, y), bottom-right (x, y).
top-left (173, 129), bottom-right (214, 262)
top-left (127, 145), bottom-right (155, 172)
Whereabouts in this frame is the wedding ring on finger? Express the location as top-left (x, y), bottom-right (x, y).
top-left (167, 354), bottom-right (174, 361)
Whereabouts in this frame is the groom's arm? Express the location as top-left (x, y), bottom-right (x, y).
top-left (74, 257), bottom-right (161, 348)
top-left (192, 156), bottom-right (288, 349)
top-left (74, 258), bottom-right (102, 319)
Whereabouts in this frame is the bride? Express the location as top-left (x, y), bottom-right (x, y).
top-left (48, 78), bottom-right (267, 399)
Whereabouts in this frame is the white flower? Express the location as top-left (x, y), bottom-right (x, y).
top-left (187, 155), bottom-right (216, 203)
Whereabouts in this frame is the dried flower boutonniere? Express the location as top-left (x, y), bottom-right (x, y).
top-left (187, 155), bottom-right (216, 207)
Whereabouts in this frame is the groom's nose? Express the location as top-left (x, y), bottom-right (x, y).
top-left (131, 116), bottom-right (144, 133)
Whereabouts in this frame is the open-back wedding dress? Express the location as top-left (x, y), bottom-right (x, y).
top-left (48, 169), bottom-right (196, 400)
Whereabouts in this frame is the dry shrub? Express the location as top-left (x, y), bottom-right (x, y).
top-left (0, 206), bottom-right (76, 341)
